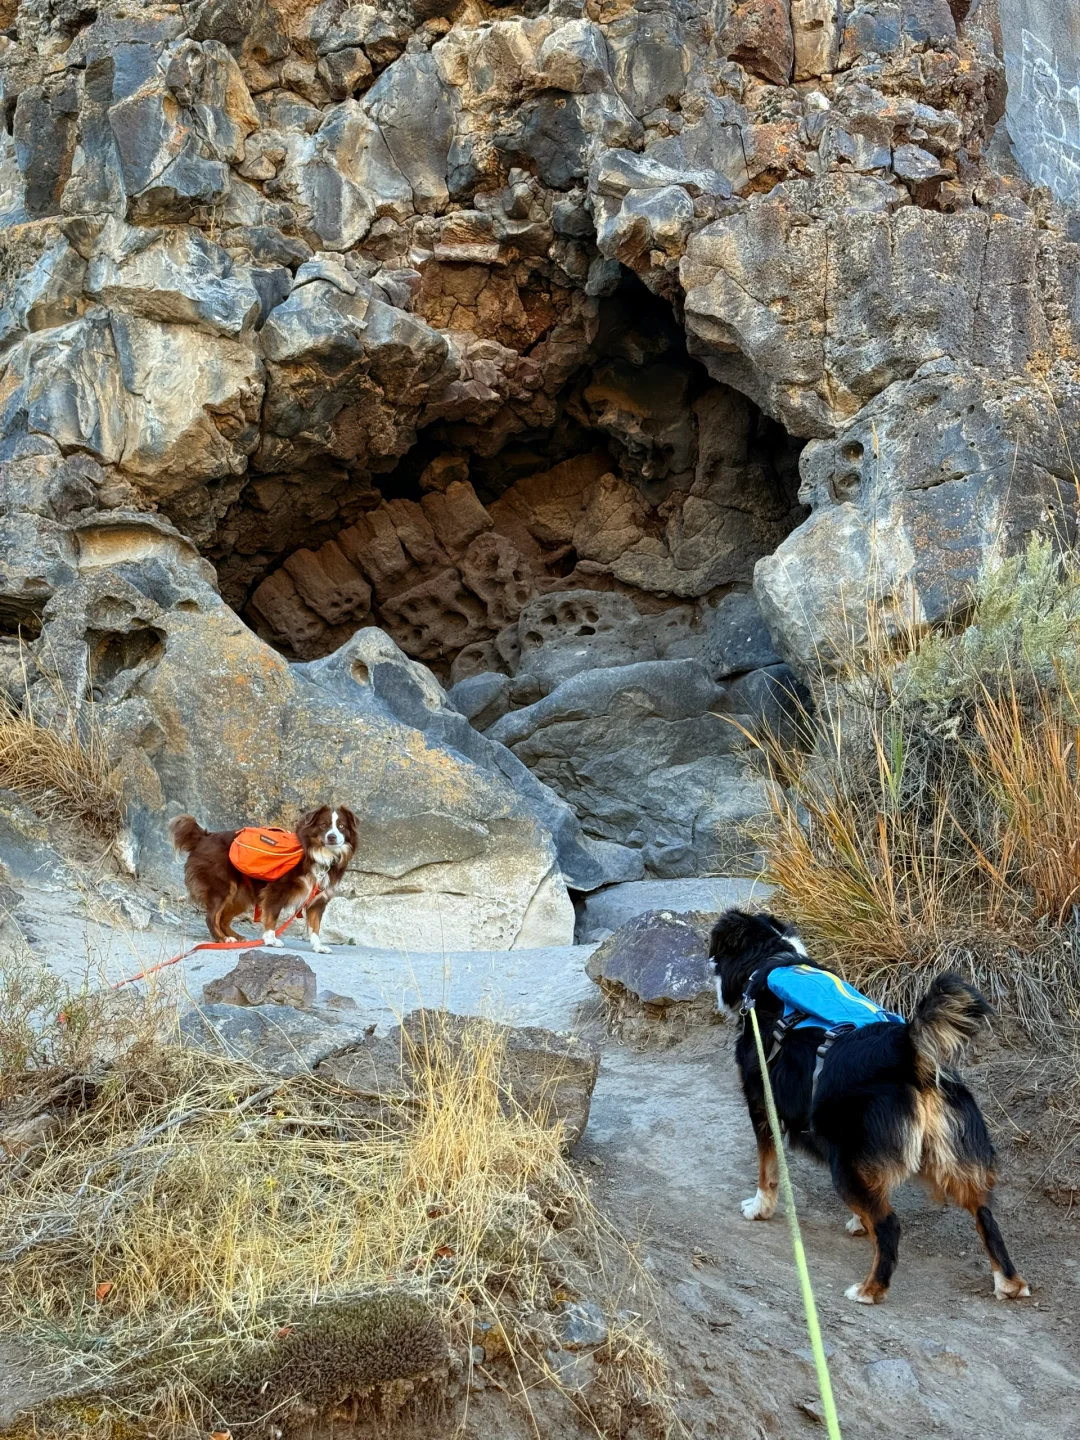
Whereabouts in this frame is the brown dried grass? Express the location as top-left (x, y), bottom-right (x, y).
top-left (0, 983), bottom-right (670, 1440)
top-left (0, 693), bottom-right (122, 843)
top-left (751, 543), bottom-right (1080, 1035)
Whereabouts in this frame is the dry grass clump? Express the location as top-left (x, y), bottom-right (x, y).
top-left (753, 537), bottom-right (1080, 1034)
top-left (0, 980), bottom-right (669, 1440)
top-left (0, 691), bottom-right (123, 842)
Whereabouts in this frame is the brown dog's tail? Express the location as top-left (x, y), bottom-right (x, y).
top-left (909, 973), bottom-right (992, 1076)
top-left (168, 814), bottom-right (206, 856)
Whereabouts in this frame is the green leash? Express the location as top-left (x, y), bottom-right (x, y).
top-left (748, 1005), bottom-right (843, 1440)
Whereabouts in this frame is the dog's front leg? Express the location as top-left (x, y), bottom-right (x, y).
top-left (305, 896), bottom-right (331, 955)
top-left (742, 1103), bottom-right (779, 1220)
top-left (260, 900), bottom-right (285, 948)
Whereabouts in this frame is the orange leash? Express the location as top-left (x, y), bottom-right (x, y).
top-left (110, 885), bottom-right (321, 991)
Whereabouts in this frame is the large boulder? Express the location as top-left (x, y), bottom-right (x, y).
top-left (486, 659), bottom-right (775, 877)
top-left (755, 361), bottom-right (1080, 669)
top-left (30, 552), bottom-right (579, 949)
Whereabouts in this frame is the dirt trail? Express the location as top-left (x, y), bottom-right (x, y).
top-left (580, 1023), bottom-right (1080, 1440)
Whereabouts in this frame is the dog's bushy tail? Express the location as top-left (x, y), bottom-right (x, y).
top-left (909, 973), bottom-right (992, 1074)
top-left (168, 814), bottom-right (206, 856)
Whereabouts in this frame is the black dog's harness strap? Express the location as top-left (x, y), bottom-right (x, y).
top-left (811, 1022), bottom-right (857, 1101)
top-left (741, 967), bottom-right (809, 1067)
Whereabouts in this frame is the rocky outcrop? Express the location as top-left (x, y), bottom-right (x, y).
top-left (26, 537), bottom-right (582, 948)
top-left (485, 659), bottom-right (777, 877)
top-left (3, 0), bottom-right (1069, 684)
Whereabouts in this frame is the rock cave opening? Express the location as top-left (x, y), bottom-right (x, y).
top-left (204, 268), bottom-right (808, 693)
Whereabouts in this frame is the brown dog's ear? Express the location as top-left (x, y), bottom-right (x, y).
top-left (337, 806), bottom-right (359, 842)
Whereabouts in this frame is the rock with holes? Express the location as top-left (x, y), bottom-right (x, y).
top-left (509, 590), bottom-right (693, 696)
top-left (29, 564), bottom-right (594, 946)
top-left (681, 178), bottom-right (1080, 437)
top-left (755, 361), bottom-right (1080, 669)
top-left (487, 659), bottom-right (774, 877)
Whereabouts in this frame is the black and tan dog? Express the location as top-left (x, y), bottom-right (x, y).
top-left (710, 908), bottom-right (1029, 1305)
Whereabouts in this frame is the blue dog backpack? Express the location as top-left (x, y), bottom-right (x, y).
top-left (765, 964), bottom-right (903, 1033)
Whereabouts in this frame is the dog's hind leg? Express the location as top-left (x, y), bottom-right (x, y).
top-left (741, 1102), bottom-right (779, 1221)
top-left (835, 1167), bottom-right (900, 1304)
top-left (206, 885), bottom-right (238, 942)
top-left (217, 891), bottom-right (251, 942)
top-left (942, 1175), bottom-right (1029, 1300)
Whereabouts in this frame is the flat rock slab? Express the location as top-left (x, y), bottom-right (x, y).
top-left (576, 876), bottom-right (771, 943)
top-left (318, 1010), bottom-right (600, 1148)
top-left (178, 1003), bottom-right (373, 1076)
top-left (178, 940), bottom-right (601, 1035)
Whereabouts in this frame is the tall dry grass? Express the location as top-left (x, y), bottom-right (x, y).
top-left (752, 538), bottom-right (1080, 1033)
top-left (0, 689), bottom-right (122, 843)
top-left (0, 983), bottom-right (668, 1440)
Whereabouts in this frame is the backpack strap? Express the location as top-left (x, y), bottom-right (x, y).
top-left (811, 1022), bottom-right (857, 1104)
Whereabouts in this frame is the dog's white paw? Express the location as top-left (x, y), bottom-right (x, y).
top-left (846, 1214), bottom-right (868, 1236)
top-left (309, 938), bottom-right (330, 955)
top-left (993, 1272), bottom-right (1030, 1300)
top-left (262, 931), bottom-right (285, 948)
top-left (845, 1284), bottom-right (876, 1305)
top-left (740, 1189), bottom-right (776, 1221)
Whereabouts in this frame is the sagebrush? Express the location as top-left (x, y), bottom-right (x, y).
top-left (756, 537), bottom-right (1080, 1033)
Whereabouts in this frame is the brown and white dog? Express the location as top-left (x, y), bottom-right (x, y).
top-left (169, 806), bottom-right (358, 954)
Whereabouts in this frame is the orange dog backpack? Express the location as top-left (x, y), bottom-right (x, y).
top-left (229, 827), bottom-right (304, 882)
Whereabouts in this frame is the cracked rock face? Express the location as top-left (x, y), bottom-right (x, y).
top-left (1, 0), bottom-right (1078, 902)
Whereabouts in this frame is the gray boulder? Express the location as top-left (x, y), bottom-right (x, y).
top-left (31, 561), bottom-right (578, 950)
top-left (586, 909), bottom-right (716, 1039)
top-left (85, 221), bottom-right (261, 336)
top-left (756, 361), bottom-right (1080, 669)
top-left (682, 179), bottom-right (1080, 437)
top-left (363, 52), bottom-right (454, 214)
top-left (576, 876), bottom-right (771, 943)
top-left (486, 660), bottom-right (774, 877)
top-left (296, 628), bottom-right (642, 892)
